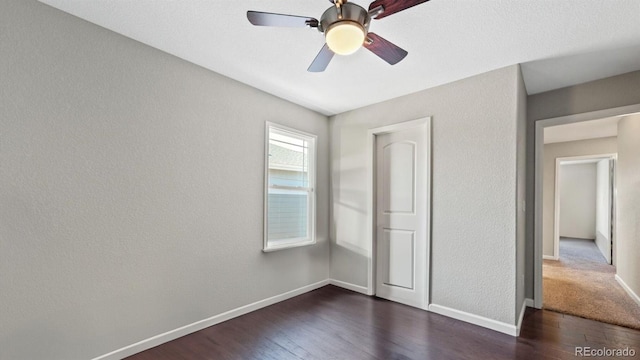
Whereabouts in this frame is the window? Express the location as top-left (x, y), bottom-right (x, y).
top-left (264, 123), bottom-right (316, 251)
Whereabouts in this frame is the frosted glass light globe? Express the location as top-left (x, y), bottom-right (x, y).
top-left (325, 22), bottom-right (365, 55)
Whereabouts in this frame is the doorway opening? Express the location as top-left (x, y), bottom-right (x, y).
top-left (534, 107), bottom-right (640, 329)
top-left (552, 154), bottom-right (616, 264)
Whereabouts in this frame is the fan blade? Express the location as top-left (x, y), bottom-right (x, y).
top-left (308, 44), bottom-right (335, 72)
top-left (247, 11), bottom-right (318, 28)
top-left (368, 0), bottom-right (430, 20)
top-left (363, 33), bottom-right (407, 65)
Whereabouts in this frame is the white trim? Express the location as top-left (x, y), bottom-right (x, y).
top-left (533, 104), bottom-right (640, 310)
top-left (543, 255), bottom-right (558, 261)
top-left (516, 301), bottom-right (527, 336)
top-left (263, 122), bottom-right (317, 252)
top-left (525, 298), bottom-right (534, 307)
top-left (91, 280), bottom-right (330, 360)
top-left (366, 117), bottom-right (432, 307)
top-left (615, 274), bottom-right (640, 307)
top-left (329, 279), bottom-right (372, 295)
top-left (553, 157), bottom-right (561, 259)
top-left (534, 121), bottom-right (544, 309)
top-left (428, 304), bottom-right (518, 337)
top-left (262, 239), bottom-right (316, 252)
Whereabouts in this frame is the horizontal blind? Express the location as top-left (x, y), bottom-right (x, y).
top-left (267, 191), bottom-right (309, 241)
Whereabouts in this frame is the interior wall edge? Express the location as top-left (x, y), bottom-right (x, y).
top-left (428, 304), bottom-right (519, 337)
top-left (329, 279), bottom-right (371, 295)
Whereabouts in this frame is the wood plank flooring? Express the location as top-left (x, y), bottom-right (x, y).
top-left (126, 285), bottom-right (640, 360)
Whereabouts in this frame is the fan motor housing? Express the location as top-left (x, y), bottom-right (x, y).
top-left (319, 2), bottom-right (371, 34)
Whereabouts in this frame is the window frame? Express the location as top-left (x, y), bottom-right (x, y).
top-left (263, 122), bottom-right (317, 252)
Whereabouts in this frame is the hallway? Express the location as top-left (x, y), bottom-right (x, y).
top-left (543, 237), bottom-right (640, 329)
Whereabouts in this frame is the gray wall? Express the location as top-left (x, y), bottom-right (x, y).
top-left (0, 1), bottom-right (330, 359)
top-left (330, 65), bottom-right (522, 325)
top-left (616, 114), bottom-right (640, 301)
top-left (528, 71), bottom-right (640, 122)
top-left (559, 163), bottom-right (597, 240)
top-left (525, 70), bottom-right (640, 299)
top-left (542, 138), bottom-right (617, 256)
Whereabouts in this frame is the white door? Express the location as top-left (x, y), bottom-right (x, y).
top-left (375, 126), bottom-right (429, 309)
top-left (596, 158), bottom-right (614, 264)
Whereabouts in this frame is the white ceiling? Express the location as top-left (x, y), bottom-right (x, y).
top-left (544, 116), bottom-right (621, 144)
top-left (561, 158), bottom-right (611, 165)
top-left (39, 0), bottom-right (640, 115)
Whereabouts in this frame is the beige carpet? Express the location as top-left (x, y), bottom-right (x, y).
top-left (543, 237), bottom-right (640, 330)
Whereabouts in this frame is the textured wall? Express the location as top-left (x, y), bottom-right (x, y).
top-left (559, 163), bottom-right (597, 239)
top-left (616, 115), bottom-right (640, 301)
top-left (542, 138), bottom-right (617, 257)
top-left (524, 71), bottom-right (640, 299)
top-left (330, 65), bottom-right (521, 325)
top-left (0, 1), bottom-right (329, 359)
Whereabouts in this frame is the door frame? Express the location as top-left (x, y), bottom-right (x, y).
top-left (552, 154), bottom-right (616, 261)
top-left (533, 104), bottom-right (640, 309)
top-left (365, 117), bottom-right (431, 310)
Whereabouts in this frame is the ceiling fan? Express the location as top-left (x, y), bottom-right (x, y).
top-left (247, 0), bottom-right (430, 72)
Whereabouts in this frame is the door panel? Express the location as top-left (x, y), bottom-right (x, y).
top-left (375, 125), bottom-right (429, 309)
top-left (382, 229), bottom-right (414, 289)
top-left (382, 142), bottom-right (415, 214)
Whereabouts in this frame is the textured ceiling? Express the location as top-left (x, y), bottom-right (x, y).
top-left (39, 0), bottom-right (640, 115)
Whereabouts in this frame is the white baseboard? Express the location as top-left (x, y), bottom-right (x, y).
top-left (92, 279), bottom-right (330, 360)
top-left (543, 255), bottom-right (558, 260)
top-left (329, 279), bottom-right (371, 295)
top-left (516, 301), bottom-right (527, 336)
top-left (615, 274), bottom-right (640, 307)
top-left (525, 298), bottom-right (534, 307)
top-left (428, 304), bottom-right (517, 337)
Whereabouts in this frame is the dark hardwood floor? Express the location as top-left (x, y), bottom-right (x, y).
top-left (126, 285), bottom-right (640, 359)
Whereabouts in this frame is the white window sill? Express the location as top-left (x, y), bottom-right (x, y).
top-left (263, 239), bottom-right (316, 252)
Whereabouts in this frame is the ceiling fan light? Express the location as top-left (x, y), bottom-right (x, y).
top-left (325, 22), bottom-right (365, 55)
